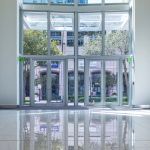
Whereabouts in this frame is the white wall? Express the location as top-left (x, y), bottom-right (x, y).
top-left (133, 0), bottom-right (150, 105)
top-left (0, 0), bottom-right (19, 105)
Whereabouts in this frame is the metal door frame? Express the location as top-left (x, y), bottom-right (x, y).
top-left (30, 58), bottom-right (67, 107)
top-left (84, 58), bottom-right (121, 106)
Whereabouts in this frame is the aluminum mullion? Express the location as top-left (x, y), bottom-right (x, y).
top-left (30, 58), bottom-right (34, 106)
top-left (128, 61), bottom-right (132, 107)
top-left (20, 62), bottom-right (24, 106)
top-left (64, 59), bottom-right (68, 106)
top-left (117, 60), bottom-right (120, 105)
top-left (47, 12), bottom-right (52, 105)
top-left (20, 9), bottom-right (24, 106)
top-left (47, 12), bottom-right (51, 56)
top-left (102, 5), bottom-right (105, 55)
top-left (119, 59), bottom-right (123, 106)
top-left (47, 60), bottom-right (52, 104)
top-left (20, 10), bottom-right (23, 55)
top-left (129, 8), bottom-right (132, 55)
top-left (101, 9), bottom-right (105, 105)
top-left (22, 55), bottom-right (129, 60)
top-left (101, 60), bottom-right (105, 105)
top-left (22, 4), bottom-right (129, 12)
top-left (128, 6), bottom-right (133, 107)
top-left (62, 60), bottom-right (68, 106)
top-left (74, 12), bottom-right (78, 106)
top-left (84, 59), bottom-right (89, 106)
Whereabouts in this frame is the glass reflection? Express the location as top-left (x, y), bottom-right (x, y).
top-left (20, 110), bottom-right (132, 150)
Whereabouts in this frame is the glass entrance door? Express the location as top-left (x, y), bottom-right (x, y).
top-left (105, 60), bottom-right (119, 105)
top-left (31, 59), bottom-right (65, 106)
top-left (30, 59), bottom-right (128, 107)
top-left (85, 59), bottom-right (120, 106)
top-left (33, 60), bottom-right (48, 105)
top-left (84, 60), bottom-right (102, 106)
top-left (50, 60), bottom-right (65, 105)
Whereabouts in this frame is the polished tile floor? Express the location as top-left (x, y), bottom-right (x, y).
top-left (0, 109), bottom-right (150, 150)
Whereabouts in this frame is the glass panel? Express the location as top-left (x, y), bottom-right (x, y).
top-left (50, 13), bottom-right (74, 56)
top-left (34, 61), bottom-right (48, 104)
top-left (68, 59), bottom-right (75, 106)
top-left (23, 58), bottom-right (30, 105)
top-left (122, 59), bottom-right (129, 105)
top-left (79, 0), bottom-right (102, 4)
top-left (78, 59), bottom-right (84, 105)
top-left (23, 12), bottom-right (48, 55)
top-left (23, 0), bottom-right (48, 4)
top-left (105, 12), bottom-right (129, 55)
top-left (105, 61), bottom-right (118, 103)
top-left (51, 0), bottom-right (74, 4)
top-left (51, 61), bottom-right (64, 103)
top-left (78, 13), bottom-right (102, 55)
top-left (89, 61), bottom-right (101, 105)
top-left (105, 0), bottom-right (129, 3)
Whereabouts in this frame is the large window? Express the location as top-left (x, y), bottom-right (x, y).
top-left (78, 13), bottom-right (102, 55)
top-left (50, 13), bottom-right (74, 55)
top-left (23, 12), bottom-right (48, 55)
top-left (21, 1), bottom-right (132, 106)
top-left (105, 12), bottom-right (129, 55)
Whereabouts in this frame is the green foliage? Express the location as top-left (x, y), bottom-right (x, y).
top-left (18, 56), bottom-right (26, 62)
top-left (105, 30), bottom-right (129, 55)
top-left (51, 40), bottom-right (62, 55)
top-left (84, 30), bottom-right (128, 55)
top-left (24, 30), bottom-right (62, 55)
top-left (84, 34), bottom-right (102, 55)
top-left (127, 55), bottom-right (133, 64)
top-left (24, 30), bottom-right (48, 55)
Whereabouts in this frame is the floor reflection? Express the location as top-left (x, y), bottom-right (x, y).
top-left (3, 109), bottom-right (150, 149)
top-left (20, 110), bottom-right (132, 150)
